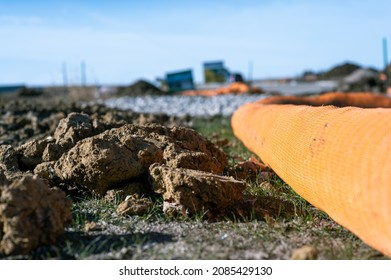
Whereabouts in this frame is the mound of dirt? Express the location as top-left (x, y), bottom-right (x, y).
top-left (53, 124), bottom-right (164, 196)
top-left (318, 62), bottom-right (361, 79)
top-left (51, 123), bottom-right (227, 196)
top-left (116, 80), bottom-right (165, 97)
top-left (1, 109), bottom-right (234, 210)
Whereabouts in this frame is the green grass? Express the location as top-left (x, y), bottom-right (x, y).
top-left (192, 116), bottom-right (252, 160)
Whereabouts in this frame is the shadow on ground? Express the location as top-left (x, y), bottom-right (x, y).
top-left (1, 231), bottom-right (173, 260)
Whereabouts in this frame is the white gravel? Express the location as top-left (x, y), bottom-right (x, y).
top-left (100, 94), bottom-right (266, 117)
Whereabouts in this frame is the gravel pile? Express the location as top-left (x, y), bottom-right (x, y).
top-left (100, 94), bottom-right (266, 117)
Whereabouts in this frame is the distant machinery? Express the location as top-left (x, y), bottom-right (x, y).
top-left (165, 69), bottom-right (195, 92)
top-left (203, 61), bottom-right (244, 84)
top-left (162, 61), bottom-right (244, 93)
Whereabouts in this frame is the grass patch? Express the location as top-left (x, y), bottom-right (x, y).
top-left (192, 116), bottom-right (252, 160)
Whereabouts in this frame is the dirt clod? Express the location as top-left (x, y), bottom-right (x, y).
top-left (149, 163), bottom-right (246, 217)
top-left (53, 125), bottom-right (164, 196)
top-left (17, 138), bottom-right (53, 170)
top-left (0, 175), bottom-right (72, 255)
top-left (0, 145), bottom-right (19, 171)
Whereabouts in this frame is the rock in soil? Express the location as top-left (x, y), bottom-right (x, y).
top-left (149, 163), bottom-right (246, 218)
top-left (0, 175), bottom-right (72, 256)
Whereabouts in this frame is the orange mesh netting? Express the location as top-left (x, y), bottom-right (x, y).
top-left (181, 82), bottom-right (263, 96)
top-left (231, 92), bottom-right (391, 257)
top-left (260, 91), bottom-right (391, 108)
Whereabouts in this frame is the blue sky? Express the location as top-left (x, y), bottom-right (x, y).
top-left (1, 0), bottom-right (391, 86)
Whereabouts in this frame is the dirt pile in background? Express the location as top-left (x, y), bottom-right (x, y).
top-left (317, 62), bottom-right (361, 79)
top-left (115, 80), bottom-right (165, 97)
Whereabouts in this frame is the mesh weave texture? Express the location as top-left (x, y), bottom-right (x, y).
top-left (231, 92), bottom-right (391, 257)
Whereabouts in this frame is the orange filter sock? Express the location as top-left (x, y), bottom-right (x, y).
top-left (232, 103), bottom-right (391, 257)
